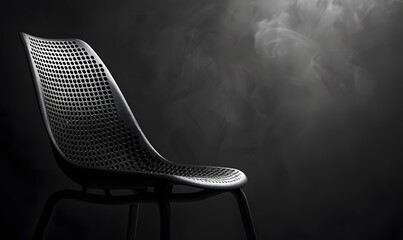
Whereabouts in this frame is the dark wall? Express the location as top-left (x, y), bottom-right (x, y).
top-left (2, 0), bottom-right (403, 239)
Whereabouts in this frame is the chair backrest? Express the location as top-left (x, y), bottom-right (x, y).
top-left (20, 32), bottom-right (166, 173)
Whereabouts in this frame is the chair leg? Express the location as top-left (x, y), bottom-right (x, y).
top-left (231, 189), bottom-right (258, 240)
top-left (157, 185), bottom-right (172, 240)
top-left (127, 204), bottom-right (139, 240)
top-left (159, 198), bottom-right (171, 240)
top-left (33, 191), bottom-right (64, 240)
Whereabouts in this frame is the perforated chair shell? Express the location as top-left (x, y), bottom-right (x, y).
top-left (20, 32), bottom-right (247, 190)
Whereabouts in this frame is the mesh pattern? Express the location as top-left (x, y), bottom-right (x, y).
top-left (27, 36), bottom-right (243, 186)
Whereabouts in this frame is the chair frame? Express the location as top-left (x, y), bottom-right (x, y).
top-left (33, 186), bottom-right (256, 240)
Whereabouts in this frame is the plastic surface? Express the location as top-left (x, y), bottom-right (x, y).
top-left (20, 32), bottom-right (247, 190)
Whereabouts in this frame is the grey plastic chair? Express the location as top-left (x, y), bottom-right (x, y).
top-left (20, 32), bottom-right (257, 240)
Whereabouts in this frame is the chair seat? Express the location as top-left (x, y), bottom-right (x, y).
top-left (59, 157), bottom-right (248, 190)
top-left (146, 163), bottom-right (248, 189)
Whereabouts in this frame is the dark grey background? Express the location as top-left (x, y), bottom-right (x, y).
top-left (2, 0), bottom-right (403, 239)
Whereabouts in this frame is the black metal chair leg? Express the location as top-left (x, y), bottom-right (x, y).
top-left (33, 191), bottom-right (65, 240)
top-left (231, 189), bottom-right (258, 240)
top-left (157, 185), bottom-right (172, 240)
top-left (159, 198), bottom-right (170, 240)
top-left (127, 204), bottom-right (139, 240)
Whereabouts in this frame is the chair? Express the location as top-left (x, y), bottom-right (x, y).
top-left (20, 32), bottom-right (257, 240)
